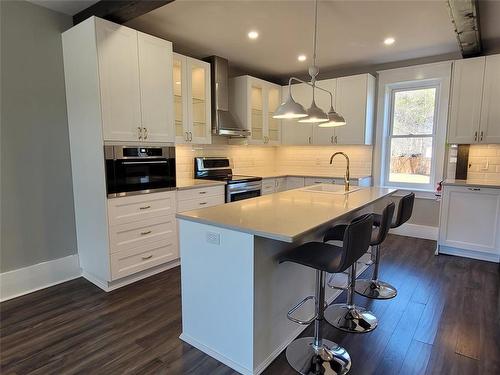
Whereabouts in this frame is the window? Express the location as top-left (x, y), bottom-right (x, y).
top-left (382, 83), bottom-right (443, 190)
top-left (374, 62), bottom-right (451, 193)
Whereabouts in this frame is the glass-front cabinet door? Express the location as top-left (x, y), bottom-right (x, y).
top-left (250, 84), bottom-right (264, 143)
top-left (187, 57), bottom-right (211, 144)
top-left (173, 54), bottom-right (187, 143)
top-left (267, 86), bottom-right (281, 144)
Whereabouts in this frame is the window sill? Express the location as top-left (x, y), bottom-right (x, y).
top-left (380, 186), bottom-right (439, 200)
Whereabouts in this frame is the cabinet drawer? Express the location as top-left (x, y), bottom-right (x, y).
top-left (262, 179), bottom-right (276, 195)
top-left (110, 240), bottom-right (178, 280)
top-left (177, 185), bottom-right (225, 201)
top-left (177, 195), bottom-right (225, 212)
top-left (109, 215), bottom-right (176, 254)
top-left (108, 191), bottom-right (176, 226)
top-left (305, 177), bottom-right (335, 186)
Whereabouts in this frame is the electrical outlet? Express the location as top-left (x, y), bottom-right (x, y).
top-left (206, 231), bottom-right (221, 245)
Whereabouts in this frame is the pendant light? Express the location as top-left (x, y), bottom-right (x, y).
top-left (273, 0), bottom-right (345, 128)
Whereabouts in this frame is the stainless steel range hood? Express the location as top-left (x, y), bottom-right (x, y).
top-left (205, 56), bottom-right (251, 138)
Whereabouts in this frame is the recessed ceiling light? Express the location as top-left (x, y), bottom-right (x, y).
top-left (298, 54), bottom-right (307, 62)
top-left (248, 31), bottom-right (259, 40)
top-left (384, 37), bottom-right (395, 45)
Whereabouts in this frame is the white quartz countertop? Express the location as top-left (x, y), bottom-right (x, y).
top-left (177, 186), bottom-right (396, 242)
top-left (176, 178), bottom-right (226, 190)
top-left (257, 172), bottom-right (371, 180)
top-left (442, 178), bottom-right (500, 189)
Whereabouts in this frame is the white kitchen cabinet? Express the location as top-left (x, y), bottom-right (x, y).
top-left (447, 57), bottom-right (485, 144)
top-left (438, 185), bottom-right (500, 262)
top-left (480, 55), bottom-right (500, 143)
top-left (173, 53), bottom-right (212, 144)
top-left (230, 76), bottom-right (282, 145)
top-left (94, 18), bottom-right (174, 143)
top-left (286, 177), bottom-right (305, 190)
top-left (177, 185), bottom-right (225, 212)
top-left (304, 177), bottom-right (335, 186)
top-left (334, 74), bottom-right (375, 145)
top-left (137, 32), bottom-right (174, 143)
top-left (96, 18), bottom-right (142, 142)
top-left (312, 79), bottom-right (337, 145)
top-left (262, 177), bottom-right (288, 195)
top-left (281, 82), bottom-right (313, 145)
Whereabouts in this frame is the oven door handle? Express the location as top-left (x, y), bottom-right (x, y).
top-left (121, 160), bottom-right (168, 165)
top-left (228, 187), bottom-right (261, 194)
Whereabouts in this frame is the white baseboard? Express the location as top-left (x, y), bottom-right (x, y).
top-left (438, 245), bottom-right (500, 263)
top-left (390, 223), bottom-right (438, 241)
top-left (0, 254), bottom-right (81, 302)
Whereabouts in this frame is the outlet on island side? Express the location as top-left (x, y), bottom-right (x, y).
top-left (206, 231), bottom-right (221, 245)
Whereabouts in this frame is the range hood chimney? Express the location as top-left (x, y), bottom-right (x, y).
top-left (205, 56), bottom-right (250, 138)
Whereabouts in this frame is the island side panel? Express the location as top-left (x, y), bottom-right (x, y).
top-left (178, 219), bottom-right (255, 374)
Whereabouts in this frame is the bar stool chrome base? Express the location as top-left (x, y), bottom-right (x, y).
top-left (325, 304), bottom-right (378, 333)
top-left (355, 279), bottom-right (397, 300)
top-left (286, 337), bottom-right (351, 375)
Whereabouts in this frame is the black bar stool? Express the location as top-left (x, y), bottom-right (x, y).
top-left (322, 215), bottom-right (379, 333)
top-left (354, 202), bottom-right (396, 299)
top-left (355, 192), bottom-right (415, 299)
top-left (279, 213), bottom-right (373, 375)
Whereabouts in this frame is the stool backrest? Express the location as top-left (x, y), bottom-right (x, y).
top-left (339, 213), bottom-right (374, 272)
top-left (372, 202), bottom-right (395, 246)
top-left (393, 192), bottom-right (415, 228)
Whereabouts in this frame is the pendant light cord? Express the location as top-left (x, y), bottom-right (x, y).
top-left (312, 0), bottom-right (318, 71)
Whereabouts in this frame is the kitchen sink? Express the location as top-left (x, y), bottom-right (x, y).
top-left (301, 184), bottom-right (362, 194)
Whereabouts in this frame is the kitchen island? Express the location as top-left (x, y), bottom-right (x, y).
top-left (176, 186), bottom-right (396, 375)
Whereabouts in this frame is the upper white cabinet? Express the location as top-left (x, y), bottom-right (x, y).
top-left (94, 18), bottom-right (174, 143)
top-left (447, 57), bottom-right (485, 144)
top-left (480, 55), bottom-right (500, 143)
top-left (173, 53), bottom-right (212, 144)
top-left (229, 76), bottom-right (282, 145)
top-left (281, 74), bottom-right (375, 145)
top-left (334, 74), bottom-right (375, 145)
top-left (448, 55), bottom-right (500, 144)
top-left (281, 82), bottom-right (314, 145)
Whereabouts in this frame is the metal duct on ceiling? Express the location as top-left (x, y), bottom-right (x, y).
top-left (447, 0), bottom-right (482, 57)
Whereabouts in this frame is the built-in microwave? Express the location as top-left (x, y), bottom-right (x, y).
top-left (104, 145), bottom-right (176, 198)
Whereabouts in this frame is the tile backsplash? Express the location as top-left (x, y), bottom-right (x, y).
top-left (467, 144), bottom-right (500, 180)
top-left (176, 144), bottom-right (373, 179)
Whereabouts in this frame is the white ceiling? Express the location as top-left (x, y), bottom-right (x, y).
top-left (127, 0), bottom-right (461, 80)
top-left (28, 0), bottom-right (98, 16)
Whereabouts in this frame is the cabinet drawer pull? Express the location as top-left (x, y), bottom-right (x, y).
top-left (468, 187), bottom-right (481, 191)
top-left (142, 255), bottom-right (153, 260)
top-left (138, 126), bottom-right (142, 140)
top-left (199, 202), bottom-right (207, 205)
top-left (474, 131), bottom-right (478, 142)
top-left (480, 131), bottom-right (484, 142)
top-left (199, 191), bottom-right (207, 194)
top-left (139, 205), bottom-right (151, 210)
top-left (140, 230), bottom-right (152, 236)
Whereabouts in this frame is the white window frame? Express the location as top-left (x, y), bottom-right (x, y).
top-left (383, 81), bottom-right (441, 191)
top-left (373, 62), bottom-right (452, 195)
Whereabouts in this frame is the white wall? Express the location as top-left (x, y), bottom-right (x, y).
top-left (0, 1), bottom-right (76, 272)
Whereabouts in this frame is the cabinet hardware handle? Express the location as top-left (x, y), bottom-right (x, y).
top-left (199, 191), bottom-right (206, 194)
top-left (308, 136), bottom-right (311, 144)
top-left (468, 187), bottom-right (481, 191)
top-left (189, 132), bottom-right (193, 141)
top-left (474, 131), bottom-right (478, 142)
top-left (480, 131), bottom-right (484, 142)
top-left (138, 126), bottom-right (142, 140)
top-left (330, 136), bottom-right (334, 144)
top-left (142, 255), bottom-right (153, 260)
top-left (140, 230), bottom-right (152, 236)
top-left (184, 132), bottom-right (188, 141)
top-left (334, 136), bottom-right (338, 144)
top-left (199, 202), bottom-right (207, 205)
top-left (139, 205), bottom-right (151, 210)
top-left (143, 127), bottom-right (148, 140)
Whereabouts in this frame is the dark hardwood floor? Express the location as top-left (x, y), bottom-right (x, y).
top-left (1, 235), bottom-right (499, 375)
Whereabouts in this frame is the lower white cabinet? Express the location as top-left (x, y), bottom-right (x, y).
top-left (262, 177), bottom-right (288, 195)
top-left (107, 191), bottom-right (179, 280)
top-left (305, 177), bottom-right (335, 186)
top-left (438, 185), bottom-right (500, 262)
top-left (177, 185), bottom-right (225, 212)
top-left (286, 177), bottom-right (306, 190)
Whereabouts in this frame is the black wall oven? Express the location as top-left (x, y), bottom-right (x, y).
top-left (105, 145), bottom-right (176, 198)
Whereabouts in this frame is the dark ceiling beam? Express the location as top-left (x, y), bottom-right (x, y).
top-left (447, 0), bottom-right (482, 57)
top-left (73, 0), bottom-right (174, 26)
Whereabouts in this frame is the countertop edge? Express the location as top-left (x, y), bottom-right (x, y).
top-left (260, 174), bottom-right (372, 180)
top-left (442, 179), bottom-right (500, 189)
